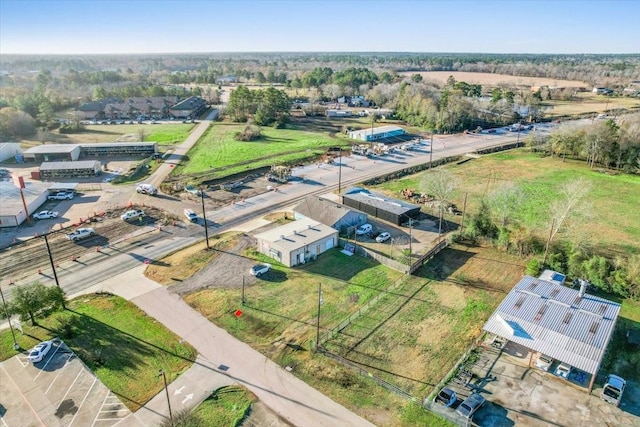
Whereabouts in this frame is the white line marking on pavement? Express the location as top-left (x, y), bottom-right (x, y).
top-left (55, 368), bottom-right (84, 409)
top-left (44, 353), bottom-right (74, 394)
top-left (33, 343), bottom-right (63, 380)
top-left (0, 364), bottom-right (46, 426)
top-left (68, 376), bottom-right (97, 427)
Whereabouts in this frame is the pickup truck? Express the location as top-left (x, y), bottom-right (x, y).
top-left (121, 209), bottom-right (144, 221)
top-left (601, 374), bottom-right (626, 406)
top-left (433, 387), bottom-right (457, 407)
top-left (33, 210), bottom-right (59, 220)
top-left (66, 228), bottom-right (95, 242)
top-left (47, 192), bottom-right (74, 201)
top-left (184, 209), bottom-right (198, 223)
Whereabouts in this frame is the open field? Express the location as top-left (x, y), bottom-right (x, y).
top-left (0, 293), bottom-right (197, 411)
top-left (374, 149), bottom-right (640, 257)
top-left (541, 92), bottom-right (640, 117)
top-left (173, 120), bottom-right (355, 177)
top-left (402, 71), bottom-right (589, 88)
top-left (189, 386), bottom-right (257, 427)
top-left (20, 123), bottom-right (196, 149)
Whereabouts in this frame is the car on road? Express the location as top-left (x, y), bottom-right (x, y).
top-left (601, 374), bottom-right (626, 406)
top-left (355, 223), bottom-right (373, 235)
top-left (456, 393), bottom-right (485, 419)
top-left (47, 191), bottom-right (74, 201)
top-left (121, 209), bottom-right (144, 221)
top-left (33, 210), bottom-right (59, 220)
top-left (376, 231), bottom-right (391, 243)
top-left (434, 387), bottom-right (457, 407)
top-left (184, 209), bottom-right (198, 223)
top-left (28, 341), bottom-right (53, 363)
top-left (250, 263), bottom-right (271, 277)
top-left (555, 362), bottom-right (572, 379)
top-left (136, 183), bottom-right (157, 195)
top-left (66, 227), bottom-right (95, 242)
top-left (536, 354), bottom-right (554, 371)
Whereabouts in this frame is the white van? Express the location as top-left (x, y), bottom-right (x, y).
top-left (355, 223), bottom-right (373, 235)
top-left (136, 183), bottom-right (157, 195)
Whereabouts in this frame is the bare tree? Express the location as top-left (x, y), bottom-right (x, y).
top-left (36, 127), bottom-right (50, 144)
top-left (137, 127), bottom-right (148, 142)
top-left (543, 178), bottom-right (593, 263)
top-left (488, 182), bottom-right (525, 227)
top-left (419, 169), bottom-right (460, 236)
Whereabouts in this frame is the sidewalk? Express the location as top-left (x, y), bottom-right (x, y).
top-left (103, 267), bottom-right (374, 427)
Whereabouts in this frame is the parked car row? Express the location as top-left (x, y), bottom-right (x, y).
top-left (355, 223), bottom-right (392, 243)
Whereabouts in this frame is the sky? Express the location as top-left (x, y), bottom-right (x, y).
top-left (1, 0), bottom-right (639, 55)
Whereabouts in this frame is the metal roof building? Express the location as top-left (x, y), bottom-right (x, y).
top-left (23, 144), bottom-right (81, 162)
top-left (483, 274), bottom-right (621, 391)
top-left (293, 195), bottom-right (367, 233)
top-left (342, 187), bottom-right (420, 226)
top-left (254, 217), bottom-right (338, 267)
top-left (348, 125), bottom-right (407, 142)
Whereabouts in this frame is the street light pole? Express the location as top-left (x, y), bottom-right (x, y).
top-left (408, 218), bottom-right (413, 265)
top-left (158, 370), bottom-right (173, 426)
top-left (429, 134), bottom-right (433, 168)
top-left (43, 233), bottom-right (65, 309)
top-left (338, 148), bottom-right (342, 198)
top-left (0, 286), bottom-right (19, 350)
top-left (200, 187), bottom-right (210, 250)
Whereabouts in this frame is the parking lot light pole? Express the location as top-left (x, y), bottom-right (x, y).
top-left (200, 187), bottom-right (210, 250)
top-left (158, 370), bottom-right (173, 426)
top-left (0, 286), bottom-right (19, 350)
top-left (315, 282), bottom-right (322, 351)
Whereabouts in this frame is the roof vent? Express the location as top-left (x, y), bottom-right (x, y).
top-left (578, 279), bottom-right (589, 298)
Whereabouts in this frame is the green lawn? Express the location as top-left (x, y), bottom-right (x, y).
top-left (0, 294), bottom-right (196, 412)
top-left (181, 386), bottom-right (256, 427)
top-left (173, 122), bottom-right (351, 176)
top-left (373, 149), bottom-right (640, 255)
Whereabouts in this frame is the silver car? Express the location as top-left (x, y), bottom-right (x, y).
top-left (456, 393), bottom-right (485, 419)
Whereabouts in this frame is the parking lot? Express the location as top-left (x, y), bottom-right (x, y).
top-left (0, 339), bottom-right (140, 427)
top-left (429, 338), bottom-right (640, 426)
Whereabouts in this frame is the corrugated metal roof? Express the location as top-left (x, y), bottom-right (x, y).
top-left (254, 217), bottom-right (337, 252)
top-left (483, 275), bottom-right (620, 374)
top-left (40, 161), bottom-right (100, 171)
top-left (79, 142), bottom-right (156, 148)
top-left (24, 144), bottom-right (80, 154)
top-left (342, 188), bottom-right (420, 216)
top-left (349, 125), bottom-right (404, 137)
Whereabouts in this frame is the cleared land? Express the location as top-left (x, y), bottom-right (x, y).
top-left (21, 123), bottom-right (195, 148)
top-left (541, 92), bottom-right (640, 117)
top-left (376, 149), bottom-right (640, 256)
top-left (402, 71), bottom-right (588, 88)
top-left (0, 294), bottom-right (197, 412)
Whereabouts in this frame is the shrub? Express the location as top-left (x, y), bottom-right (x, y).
top-left (234, 124), bottom-right (262, 141)
top-left (526, 258), bottom-right (543, 276)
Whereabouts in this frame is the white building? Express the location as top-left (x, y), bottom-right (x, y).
top-left (0, 143), bottom-right (23, 163)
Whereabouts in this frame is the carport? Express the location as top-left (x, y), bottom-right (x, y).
top-left (483, 273), bottom-right (621, 392)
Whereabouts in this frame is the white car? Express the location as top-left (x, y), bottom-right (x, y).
top-left (355, 223), bottom-right (373, 235)
top-left (536, 354), bottom-right (554, 371)
top-left (66, 227), bottom-right (95, 241)
top-left (250, 263), bottom-right (271, 277)
top-left (121, 209), bottom-right (144, 221)
top-left (47, 192), bottom-right (74, 201)
top-left (33, 210), bottom-right (59, 220)
top-left (28, 341), bottom-right (53, 363)
top-left (376, 232), bottom-right (391, 243)
top-left (555, 362), bottom-right (572, 379)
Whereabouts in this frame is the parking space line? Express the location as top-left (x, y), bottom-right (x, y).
top-left (33, 342), bottom-right (63, 380)
top-left (0, 414), bottom-right (8, 427)
top-left (16, 355), bottom-right (29, 368)
top-left (0, 364), bottom-right (46, 427)
top-left (68, 376), bottom-right (97, 427)
top-left (44, 352), bottom-right (75, 394)
top-left (55, 368), bottom-right (84, 409)
top-left (91, 390), bottom-right (114, 427)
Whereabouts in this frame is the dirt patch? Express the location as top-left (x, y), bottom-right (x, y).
top-left (240, 401), bottom-right (294, 427)
top-left (430, 282), bottom-right (467, 310)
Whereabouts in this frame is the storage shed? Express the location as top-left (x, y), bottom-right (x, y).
top-left (254, 217), bottom-right (338, 267)
top-left (23, 144), bottom-right (81, 163)
top-left (40, 161), bottom-right (102, 179)
top-left (342, 187), bottom-right (421, 226)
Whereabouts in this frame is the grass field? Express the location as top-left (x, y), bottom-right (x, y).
top-left (375, 149), bottom-right (640, 256)
top-left (21, 123), bottom-right (196, 148)
top-left (185, 386), bottom-right (256, 427)
top-left (401, 71), bottom-right (589, 88)
top-left (0, 294), bottom-right (196, 412)
top-left (172, 121), bottom-right (354, 177)
top-left (541, 92), bottom-right (640, 117)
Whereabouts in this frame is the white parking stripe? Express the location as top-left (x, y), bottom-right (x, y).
top-left (68, 376), bottom-right (97, 427)
top-left (0, 364), bottom-right (46, 427)
top-left (33, 342), bottom-right (63, 380)
top-left (91, 390), bottom-right (114, 427)
top-left (0, 414), bottom-right (8, 427)
top-left (55, 368), bottom-right (84, 409)
top-left (44, 353), bottom-right (74, 394)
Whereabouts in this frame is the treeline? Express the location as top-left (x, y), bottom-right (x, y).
top-left (226, 86), bottom-right (290, 127)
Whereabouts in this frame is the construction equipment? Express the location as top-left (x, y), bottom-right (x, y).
top-left (266, 165), bottom-right (291, 183)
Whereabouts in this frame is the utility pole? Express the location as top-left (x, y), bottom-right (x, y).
top-left (315, 283), bottom-right (322, 351)
top-left (158, 370), bottom-right (173, 426)
top-left (0, 286), bottom-right (19, 350)
top-left (43, 234), bottom-right (64, 309)
top-left (408, 218), bottom-right (413, 266)
top-left (429, 134), bottom-right (433, 168)
top-left (460, 192), bottom-right (468, 234)
top-left (337, 148), bottom-right (342, 199)
top-left (200, 187), bottom-right (210, 249)
top-left (241, 276), bottom-right (246, 305)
